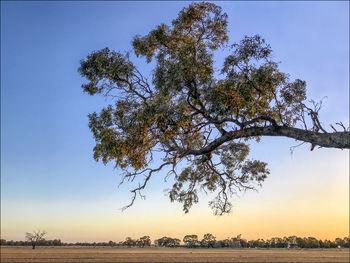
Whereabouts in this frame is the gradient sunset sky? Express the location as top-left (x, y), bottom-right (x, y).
top-left (1, 1), bottom-right (349, 243)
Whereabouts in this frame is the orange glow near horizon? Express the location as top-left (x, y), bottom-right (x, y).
top-left (1, 148), bottom-right (348, 243)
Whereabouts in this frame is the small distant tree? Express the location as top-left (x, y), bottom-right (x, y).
top-left (231, 234), bottom-right (242, 248)
top-left (218, 238), bottom-right (231, 248)
top-left (335, 238), bottom-right (345, 248)
top-left (201, 233), bottom-right (216, 248)
top-left (155, 237), bottom-right (167, 247)
top-left (0, 239), bottom-right (6, 246)
top-left (123, 237), bottom-right (136, 247)
top-left (54, 239), bottom-right (62, 246)
top-left (240, 238), bottom-right (248, 248)
top-left (296, 237), bottom-right (306, 248)
top-left (137, 236), bottom-right (151, 247)
top-left (285, 236), bottom-right (297, 248)
top-left (25, 230), bottom-right (47, 249)
top-left (306, 237), bottom-right (320, 248)
top-left (169, 238), bottom-right (181, 247)
top-left (155, 236), bottom-right (181, 247)
top-left (108, 240), bottom-right (116, 247)
top-left (183, 235), bottom-right (199, 248)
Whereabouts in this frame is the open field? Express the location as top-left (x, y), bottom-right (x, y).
top-left (1, 247), bottom-right (349, 263)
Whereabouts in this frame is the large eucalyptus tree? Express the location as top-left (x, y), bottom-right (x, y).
top-left (79, 2), bottom-right (349, 214)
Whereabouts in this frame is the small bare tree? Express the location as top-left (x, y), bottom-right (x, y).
top-left (25, 230), bottom-right (47, 249)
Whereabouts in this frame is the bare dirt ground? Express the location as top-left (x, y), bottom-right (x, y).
top-left (1, 246), bottom-right (349, 263)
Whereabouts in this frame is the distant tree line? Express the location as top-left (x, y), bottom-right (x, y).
top-left (0, 239), bottom-right (62, 247)
top-left (1, 234), bottom-right (349, 249)
top-left (179, 234), bottom-right (350, 249)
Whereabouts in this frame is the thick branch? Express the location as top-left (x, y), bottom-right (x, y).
top-left (188, 126), bottom-right (350, 156)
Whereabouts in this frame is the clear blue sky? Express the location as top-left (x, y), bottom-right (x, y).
top-left (1, 1), bottom-right (349, 242)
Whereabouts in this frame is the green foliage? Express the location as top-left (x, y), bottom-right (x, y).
top-left (155, 236), bottom-right (181, 247)
top-left (137, 236), bottom-right (151, 247)
top-left (201, 233), bottom-right (216, 248)
top-left (183, 234), bottom-right (199, 248)
top-left (79, 2), bottom-right (347, 215)
top-left (123, 237), bottom-right (136, 247)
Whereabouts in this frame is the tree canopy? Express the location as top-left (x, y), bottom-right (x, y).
top-left (25, 230), bottom-right (47, 249)
top-left (79, 2), bottom-right (349, 215)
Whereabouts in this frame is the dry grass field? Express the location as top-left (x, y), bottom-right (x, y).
top-left (1, 247), bottom-right (349, 263)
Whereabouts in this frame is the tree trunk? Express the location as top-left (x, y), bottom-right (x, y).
top-left (32, 244), bottom-right (35, 249)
